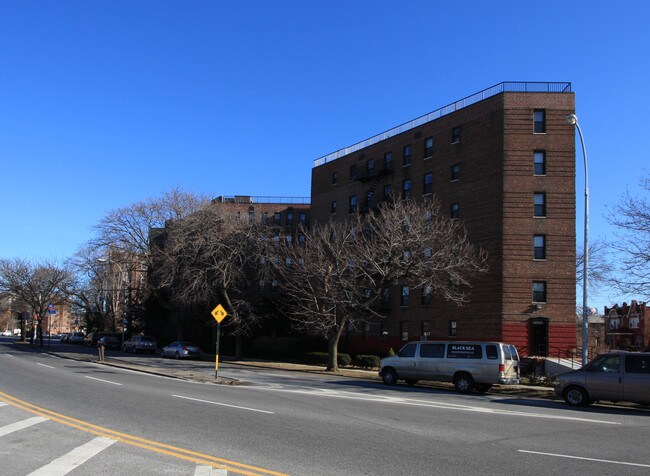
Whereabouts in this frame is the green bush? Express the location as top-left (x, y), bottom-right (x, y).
top-left (353, 354), bottom-right (380, 369)
top-left (304, 352), bottom-right (352, 367)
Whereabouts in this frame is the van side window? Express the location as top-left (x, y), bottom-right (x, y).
top-left (447, 344), bottom-right (482, 359)
top-left (625, 355), bottom-right (650, 374)
top-left (420, 343), bottom-right (445, 358)
top-left (398, 343), bottom-right (417, 358)
top-left (486, 345), bottom-right (498, 359)
top-left (509, 344), bottom-right (520, 361)
top-left (589, 355), bottom-right (620, 373)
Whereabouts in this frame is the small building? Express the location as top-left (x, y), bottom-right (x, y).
top-left (604, 300), bottom-right (650, 350)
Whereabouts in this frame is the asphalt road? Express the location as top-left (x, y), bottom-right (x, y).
top-left (1, 336), bottom-right (650, 475)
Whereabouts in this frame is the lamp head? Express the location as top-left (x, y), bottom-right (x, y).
top-left (566, 114), bottom-right (578, 125)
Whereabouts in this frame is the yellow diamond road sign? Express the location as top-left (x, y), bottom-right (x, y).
top-left (211, 304), bottom-right (228, 323)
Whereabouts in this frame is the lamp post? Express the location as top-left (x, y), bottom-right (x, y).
top-left (566, 113), bottom-right (589, 366)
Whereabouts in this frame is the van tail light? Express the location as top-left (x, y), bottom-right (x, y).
top-left (499, 364), bottom-right (505, 372)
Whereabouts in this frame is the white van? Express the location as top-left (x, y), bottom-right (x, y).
top-left (379, 341), bottom-right (521, 393)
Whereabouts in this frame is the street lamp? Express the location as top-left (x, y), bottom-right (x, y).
top-left (566, 113), bottom-right (589, 366)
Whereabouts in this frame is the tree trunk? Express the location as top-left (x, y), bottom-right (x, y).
top-left (326, 320), bottom-right (346, 371)
top-left (234, 334), bottom-right (243, 360)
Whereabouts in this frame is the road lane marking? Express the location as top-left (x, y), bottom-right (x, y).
top-left (195, 465), bottom-right (228, 476)
top-left (0, 416), bottom-right (48, 437)
top-left (172, 394), bottom-right (274, 414)
top-left (37, 363), bottom-right (55, 369)
top-left (84, 376), bottom-right (123, 386)
top-left (28, 436), bottom-right (116, 475)
top-left (0, 390), bottom-right (286, 476)
top-left (518, 450), bottom-right (650, 468)
top-left (240, 385), bottom-right (620, 425)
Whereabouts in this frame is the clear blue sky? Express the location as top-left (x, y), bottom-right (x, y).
top-left (2, 1), bottom-right (649, 311)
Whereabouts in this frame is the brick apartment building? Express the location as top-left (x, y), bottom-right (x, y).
top-left (310, 82), bottom-right (577, 358)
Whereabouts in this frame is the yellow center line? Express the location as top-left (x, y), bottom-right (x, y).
top-left (0, 390), bottom-right (288, 476)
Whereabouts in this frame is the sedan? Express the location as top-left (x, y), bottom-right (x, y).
top-left (97, 335), bottom-right (120, 350)
top-left (161, 341), bottom-right (203, 360)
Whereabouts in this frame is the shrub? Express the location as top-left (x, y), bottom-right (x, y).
top-left (524, 373), bottom-right (559, 387)
top-left (353, 354), bottom-right (380, 369)
top-left (304, 352), bottom-right (351, 367)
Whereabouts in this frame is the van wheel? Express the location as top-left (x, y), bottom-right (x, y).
top-left (564, 386), bottom-right (591, 406)
top-left (454, 373), bottom-right (475, 393)
top-left (405, 379), bottom-right (419, 386)
top-left (382, 368), bottom-right (398, 386)
top-left (475, 384), bottom-right (493, 394)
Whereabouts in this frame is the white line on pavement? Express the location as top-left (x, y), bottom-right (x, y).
top-left (518, 449), bottom-right (650, 468)
top-left (84, 376), bottom-right (123, 386)
top-left (0, 416), bottom-right (48, 437)
top-left (28, 436), bottom-right (116, 475)
top-left (194, 465), bottom-right (228, 475)
top-left (172, 394), bottom-right (274, 414)
top-left (37, 362), bottom-right (55, 369)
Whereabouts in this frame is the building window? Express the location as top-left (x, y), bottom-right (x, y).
top-left (383, 184), bottom-right (393, 201)
top-left (424, 137), bottom-right (434, 158)
top-left (400, 285), bottom-right (410, 306)
top-left (534, 109), bottom-right (546, 133)
top-left (380, 287), bottom-right (390, 308)
top-left (298, 235), bottom-right (306, 247)
top-left (400, 321), bottom-right (409, 341)
top-left (534, 151), bottom-right (546, 175)
top-left (274, 212), bottom-right (281, 225)
top-left (350, 165), bottom-right (358, 182)
top-left (332, 171), bottom-right (338, 184)
top-left (451, 203), bottom-right (460, 219)
top-left (349, 195), bottom-right (357, 214)
top-left (423, 173), bottom-right (433, 195)
top-left (403, 179), bottom-right (412, 199)
top-left (248, 210), bottom-right (254, 223)
top-left (403, 145), bottom-right (412, 166)
top-left (449, 320), bottom-right (457, 337)
top-left (421, 320), bottom-right (431, 339)
top-left (365, 190), bottom-right (374, 209)
top-left (421, 285), bottom-right (432, 305)
top-left (331, 201), bottom-right (337, 214)
top-left (299, 212), bottom-right (307, 226)
top-left (451, 164), bottom-right (460, 181)
top-left (384, 152), bottom-right (393, 171)
top-left (534, 192), bottom-right (546, 217)
top-left (367, 159), bottom-right (375, 177)
top-left (286, 212), bottom-right (293, 227)
top-left (534, 235), bottom-right (546, 260)
top-left (452, 127), bottom-right (461, 143)
top-left (533, 281), bottom-right (547, 303)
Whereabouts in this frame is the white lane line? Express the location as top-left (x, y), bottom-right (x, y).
top-left (28, 436), bottom-right (116, 475)
top-left (37, 363), bottom-right (55, 369)
top-left (172, 394), bottom-right (274, 414)
top-left (518, 449), bottom-right (650, 468)
top-left (194, 465), bottom-right (228, 475)
top-left (84, 376), bottom-right (123, 386)
top-left (0, 416), bottom-right (48, 437)
top-left (237, 386), bottom-right (620, 425)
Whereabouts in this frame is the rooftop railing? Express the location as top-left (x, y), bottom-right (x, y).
top-left (313, 81), bottom-right (572, 168)
top-left (212, 195), bottom-right (310, 205)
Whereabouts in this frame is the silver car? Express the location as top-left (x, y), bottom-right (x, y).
top-left (555, 351), bottom-right (650, 406)
top-left (161, 341), bottom-right (203, 360)
top-left (122, 335), bottom-right (157, 354)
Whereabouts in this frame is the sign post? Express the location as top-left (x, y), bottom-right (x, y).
top-left (210, 304), bottom-right (228, 379)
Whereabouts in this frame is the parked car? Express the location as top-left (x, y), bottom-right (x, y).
top-left (122, 335), bottom-right (157, 354)
top-left (161, 341), bottom-right (203, 360)
top-left (554, 351), bottom-right (650, 406)
top-left (59, 333), bottom-right (71, 343)
top-left (97, 335), bottom-right (120, 350)
top-left (379, 340), bottom-right (521, 393)
top-left (83, 332), bottom-right (110, 347)
top-left (68, 332), bottom-right (86, 344)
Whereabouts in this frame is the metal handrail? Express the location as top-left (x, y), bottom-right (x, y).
top-left (313, 81), bottom-right (572, 168)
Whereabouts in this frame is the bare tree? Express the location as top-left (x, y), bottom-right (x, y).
top-left (88, 187), bottom-right (210, 331)
top-left (576, 240), bottom-right (614, 292)
top-left (267, 197), bottom-right (488, 371)
top-left (607, 175), bottom-right (650, 298)
top-left (0, 258), bottom-right (75, 343)
top-left (152, 202), bottom-right (266, 357)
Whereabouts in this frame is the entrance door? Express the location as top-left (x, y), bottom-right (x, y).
top-left (530, 317), bottom-right (549, 356)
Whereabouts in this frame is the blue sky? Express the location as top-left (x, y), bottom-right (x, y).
top-left (2, 1), bottom-right (649, 311)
